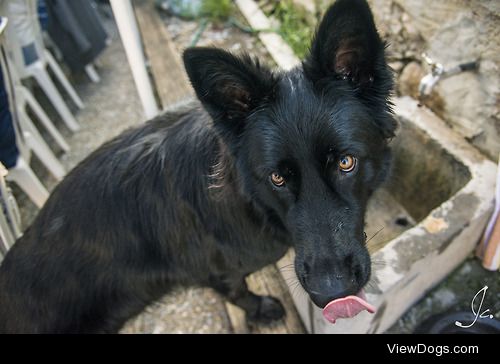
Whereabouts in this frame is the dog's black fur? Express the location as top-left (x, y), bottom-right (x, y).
top-left (0, 0), bottom-right (395, 333)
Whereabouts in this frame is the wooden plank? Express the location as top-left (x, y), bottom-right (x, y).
top-left (235, 0), bottom-right (300, 70)
top-left (224, 302), bottom-right (249, 334)
top-left (133, 0), bottom-right (192, 108)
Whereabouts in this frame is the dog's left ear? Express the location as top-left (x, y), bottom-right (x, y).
top-left (304, 0), bottom-right (388, 90)
top-left (183, 47), bottom-right (275, 134)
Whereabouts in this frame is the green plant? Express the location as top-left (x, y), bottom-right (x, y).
top-left (272, 1), bottom-right (315, 58)
top-left (202, 0), bottom-right (233, 22)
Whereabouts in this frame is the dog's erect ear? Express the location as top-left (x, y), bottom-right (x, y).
top-left (304, 0), bottom-right (386, 88)
top-left (183, 47), bottom-right (275, 132)
top-left (304, 0), bottom-right (396, 138)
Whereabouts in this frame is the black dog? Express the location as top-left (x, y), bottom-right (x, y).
top-left (0, 0), bottom-right (395, 333)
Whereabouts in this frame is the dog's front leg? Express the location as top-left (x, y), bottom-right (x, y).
top-left (212, 275), bottom-right (286, 323)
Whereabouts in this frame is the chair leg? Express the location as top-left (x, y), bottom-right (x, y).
top-left (7, 157), bottom-right (49, 209)
top-left (19, 109), bottom-right (65, 181)
top-left (0, 165), bottom-right (22, 239)
top-left (44, 49), bottom-right (85, 109)
top-left (20, 86), bottom-right (70, 152)
top-left (0, 210), bottom-right (15, 255)
top-left (30, 62), bottom-right (80, 132)
top-left (5, 191), bottom-right (22, 238)
top-left (85, 64), bottom-right (101, 83)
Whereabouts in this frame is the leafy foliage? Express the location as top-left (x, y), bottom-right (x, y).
top-left (268, 0), bottom-right (315, 58)
top-left (202, 0), bottom-right (233, 22)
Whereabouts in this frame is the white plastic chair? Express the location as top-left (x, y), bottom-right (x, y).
top-left (0, 217), bottom-right (13, 259)
top-left (2, 0), bottom-right (84, 132)
top-left (0, 162), bottom-right (22, 258)
top-left (6, 157), bottom-right (50, 208)
top-left (0, 12), bottom-right (70, 157)
top-left (0, 172), bottom-right (16, 257)
top-left (0, 56), bottom-right (60, 207)
top-left (1, 16), bottom-right (60, 208)
top-left (0, 209), bottom-right (15, 258)
top-left (17, 82), bottom-right (70, 152)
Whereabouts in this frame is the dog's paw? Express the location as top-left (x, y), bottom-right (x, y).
top-left (247, 296), bottom-right (286, 323)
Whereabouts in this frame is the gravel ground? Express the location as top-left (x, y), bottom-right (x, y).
top-left (121, 287), bottom-right (232, 334)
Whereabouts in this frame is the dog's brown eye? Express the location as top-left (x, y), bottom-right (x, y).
top-left (270, 172), bottom-right (285, 187)
top-left (339, 155), bottom-right (356, 172)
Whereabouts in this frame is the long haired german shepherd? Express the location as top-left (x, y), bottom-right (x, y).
top-left (0, 0), bottom-right (395, 333)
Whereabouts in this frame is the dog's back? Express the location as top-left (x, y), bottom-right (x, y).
top-left (0, 101), bottom-right (241, 333)
top-left (0, 96), bottom-right (291, 332)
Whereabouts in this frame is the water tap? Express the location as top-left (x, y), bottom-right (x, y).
top-left (418, 53), bottom-right (479, 99)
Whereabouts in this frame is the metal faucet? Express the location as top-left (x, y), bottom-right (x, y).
top-left (418, 53), bottom-right (479, 98)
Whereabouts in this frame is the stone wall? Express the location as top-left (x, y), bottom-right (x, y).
top-left (370, 0), bottom-right (500, 161)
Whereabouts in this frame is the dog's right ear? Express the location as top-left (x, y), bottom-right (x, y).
top-left (183, 47), bottom-right (276, 134)
top-left (303, 0), bottom-right (386, 88)
top-left (303, 0), bottom-right (395, 138)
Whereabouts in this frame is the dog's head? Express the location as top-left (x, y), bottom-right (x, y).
top-left (183, 0), bottom-right (395, 309)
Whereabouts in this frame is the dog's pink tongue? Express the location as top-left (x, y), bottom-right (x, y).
top-left (322, 290), bottom-right (376, 324)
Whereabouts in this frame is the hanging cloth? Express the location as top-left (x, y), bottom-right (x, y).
top-left (45, 0), bottom-right (108, 72)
